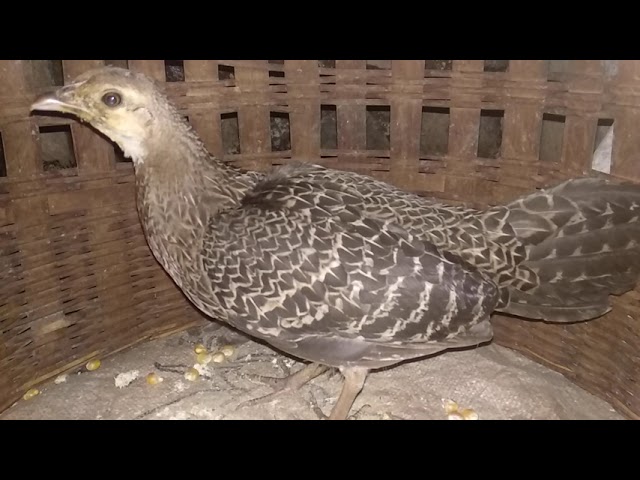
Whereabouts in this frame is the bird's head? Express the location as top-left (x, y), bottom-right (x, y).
top-left (30, 66), bottom-right (179, 164)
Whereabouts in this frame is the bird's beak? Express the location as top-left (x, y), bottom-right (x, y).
top-left (30, 85), bottom-right (89, 117)
top-left (30, 92), bottom-right (70, 112)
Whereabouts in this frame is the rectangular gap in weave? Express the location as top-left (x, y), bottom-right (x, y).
top-left (539, 113), bottom-right (566, 162)
top-left (38, 125), bottom-right (77, 171)
top-left (270, 112), bottom-right (291, 152)
top-left (218, 65), bottom-right (236, 80)
top-left (421, 107), bottom-right (450, 157)
top-left (321, 105), bottom-right (337, 150)
top-left (366, 60), bottom-right (391, 70)
top-left (592, 118), bottom-right (615, 174)
top-left (366, 106), bottom-right (391, 150)
top-left (547, 61), bottom-right (570, 82)
top-left (484, 60), bottom-right (509, 72)
top-left (164, 60), bottom-right (185, 82)
top-left (221, 112), bottom-right (240, 154)
top-left (477, 110), bottom-right (504, 159)
top-left (425, 60), bottom-right (452, 71)
top-left (268, 60), bottom-right (285, 79)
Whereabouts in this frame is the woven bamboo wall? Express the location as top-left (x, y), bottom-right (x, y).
top-left (1, 60), bottom-right (639, 416)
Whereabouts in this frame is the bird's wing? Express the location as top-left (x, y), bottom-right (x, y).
top-left (273, 163), bottom-right (537, 291)
top-left (202, 168), bottom-right (498, 364)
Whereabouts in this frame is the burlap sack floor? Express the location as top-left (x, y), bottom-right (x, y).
top-left (1, 322), bottom-right (622, 420)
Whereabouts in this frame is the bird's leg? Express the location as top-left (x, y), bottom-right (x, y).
top-left (246, 361), bottom-right (329, 389)
top-left (237, 362), bottom-right (329, 410)
top-left (328, 367), bottom-right (369, 420)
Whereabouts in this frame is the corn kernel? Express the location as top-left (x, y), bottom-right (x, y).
top-left (219, 345), bottom-right (235, 358)
top-left (211, 352), bottom-right (226, 363)
top-left (184, 368), bottom-right (199, 381)
top-left (443, 399), bottom-right (459, 414)
top-left (196, 352), bottom-right (213, 365)
top-left (194, 344), bottom-right (207, 354)
top-left (461, 408), bottom-right (479, 420)
top-left (146, 373), bottom-right (163, 385)
top-left (23, 388), bottom-right (40, 401)
top-left (86, 359), bottom-right (101, 371)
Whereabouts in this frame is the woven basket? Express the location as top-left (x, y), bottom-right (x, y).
top-left (1, 60), bottom-right (638, 417)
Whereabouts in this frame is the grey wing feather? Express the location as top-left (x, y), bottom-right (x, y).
top-left (499, 177), bottom-right (640, 322)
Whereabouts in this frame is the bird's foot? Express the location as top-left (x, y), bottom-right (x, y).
top-left (303, 367), bottom-right (370, 420)
top-left (306, 395), bottom-right (370, 420)
top-left (236, 362), bottom-right (329, 411)
top-left (348, 403), bottom-right (375, 420)
top-left (306, 391), bottom-right (330, 420)
top-left (242, 357), bottom-right (294, 388)
top-left (306, 395), bottom-right (404, 420)
top-left (350, 404), bottom-right (406, 420)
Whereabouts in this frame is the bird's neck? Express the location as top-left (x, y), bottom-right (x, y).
top-left (135, 131), bottom-right (248, 211)
top-left (132, 124), bottom-right (254, 292)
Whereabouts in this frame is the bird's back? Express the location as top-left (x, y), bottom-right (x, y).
top-left (202, 164), bottom-right (640, 327)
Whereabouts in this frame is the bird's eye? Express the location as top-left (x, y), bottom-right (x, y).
top-left (101, 92), bottom-right (122, 107)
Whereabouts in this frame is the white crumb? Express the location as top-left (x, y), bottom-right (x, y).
top-left (54, 374), bottom-right (67, 384)
top-left (193, 363), bottom-right (212, 377)
top-left (173, 381), bottom-right (186, 393)
top-left (114, 370), bottom-right (140, 388)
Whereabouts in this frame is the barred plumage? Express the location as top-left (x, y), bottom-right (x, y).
top-left (31, 66), bottom-right (640, 419)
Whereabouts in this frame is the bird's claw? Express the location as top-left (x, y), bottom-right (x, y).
top-left (236, 363), bottom-right (329, 413)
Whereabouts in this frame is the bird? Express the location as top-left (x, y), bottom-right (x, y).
top-left (30, 66), bottom-right (640, 420)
